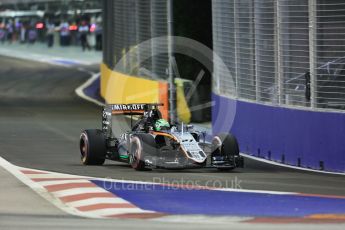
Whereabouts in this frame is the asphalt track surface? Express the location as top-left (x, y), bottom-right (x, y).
top-left (0, 56), bottom-right (344, 199)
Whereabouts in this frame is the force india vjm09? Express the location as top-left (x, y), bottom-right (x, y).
top-left (79, 104), bottom-right (244, 171)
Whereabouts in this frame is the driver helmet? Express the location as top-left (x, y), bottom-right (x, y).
top-left (154, 119), bottom-right (170, 131)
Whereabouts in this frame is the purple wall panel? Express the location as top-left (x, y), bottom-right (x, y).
top-left (212, 93), bottom-right (345, 172)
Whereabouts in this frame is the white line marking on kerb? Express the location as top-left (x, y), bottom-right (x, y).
top-left (52, 187), bottom-right (109, 198)
top-left (37, 179), bottom-right (91, 187)
top-left (66, 197), bottom-right (127, 207)
top-left (0, 157), bottom-right (154, 219)
top-left (0, 157), bottom-right (90, 218)
top-left (22, 172), bottom-right (88, 179)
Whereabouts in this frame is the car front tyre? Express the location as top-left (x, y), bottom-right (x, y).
top-left (129, 134), bottom-right (156, 171)
top-left (212, 133), bottom-right (240, 171)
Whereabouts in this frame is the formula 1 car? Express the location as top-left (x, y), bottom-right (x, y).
top-left (79, 103), bottom-right (244, 171)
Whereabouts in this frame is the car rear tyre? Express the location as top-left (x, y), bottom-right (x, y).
top-left (129, 134), bottom-right (156, 171)
top-left (79, 129), bottom-right (106, 165)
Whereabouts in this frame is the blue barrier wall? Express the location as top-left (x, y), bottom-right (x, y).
top-left (212, 93), bottom-right (345, 173)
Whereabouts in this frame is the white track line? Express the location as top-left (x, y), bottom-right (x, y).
top-left (75, 72), bottom-right (105, 106)
top-left (0, 47), bottom-right (94, 66)
top-left (11, 157), bottom-right (345, 196)
top-left (155, 215), bottom-right (252, 224)
top-left (95, 177), bottom-right (300, 196)
top-left (213, 187), bottom-right (296, 195)
top-left (81, 208), bottom-right (152, 216)
top-left (241, 153), bottom-right (345, 176)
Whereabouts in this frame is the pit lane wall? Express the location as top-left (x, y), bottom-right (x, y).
top-left (100, 63), bottom-right (169, 119)
top-left (212, 93), bottom-right (345, 173)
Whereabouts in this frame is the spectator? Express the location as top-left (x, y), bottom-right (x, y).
top-left (59, 21), bottom-right (70, 46)
top-left (27, 27), bottom-right (37, 44)
top-left (6, 21), bottom-right (13, 43)
top-left (0, 22), bottom-right (6, 43)
top-left (19, 21), bottom-right (26, 43)
top-left (14, 20), bottom-right (22, 42)
top-left (79, 21), bottom-right (91, 51)
top-left (95, 22), bottom-right (102, 51)
top-left (46, 21), bottom-right (55, 47)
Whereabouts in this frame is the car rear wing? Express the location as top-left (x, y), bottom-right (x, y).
top-left (105, 103), bottom-right (164, 115)
top-left (101, 103), bottom-right (164, 137)
top-left (109, 104), bottom-right (146, 115)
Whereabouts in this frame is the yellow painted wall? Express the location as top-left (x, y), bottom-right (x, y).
top-left (100, 63), bottom-right (169, 119)
top-left (175, 78), bottom-right (191, 123)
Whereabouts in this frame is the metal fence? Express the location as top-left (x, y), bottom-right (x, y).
top-left (213, 0), bottom-right (345, 111)
top-left (102, 0), bottom-right (169, 80)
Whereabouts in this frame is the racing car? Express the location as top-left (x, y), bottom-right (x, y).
top-left (79, 103), bottom-right (244, 171)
